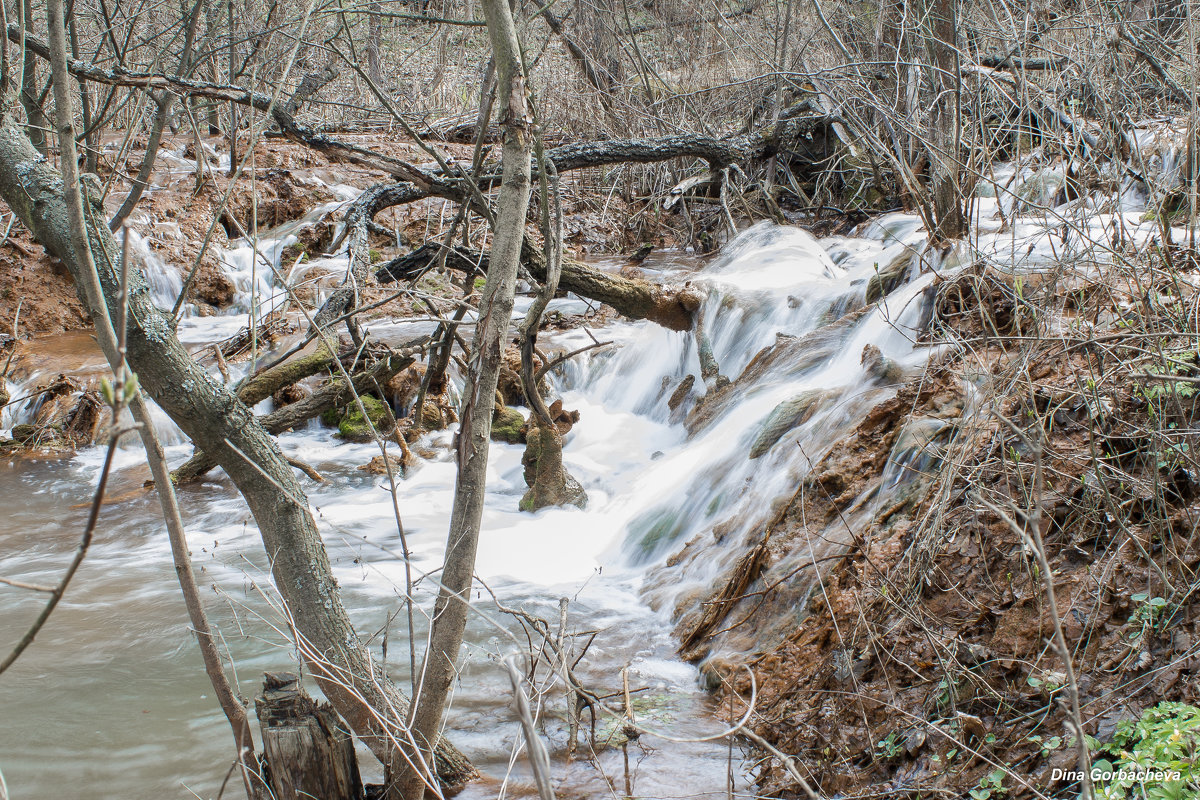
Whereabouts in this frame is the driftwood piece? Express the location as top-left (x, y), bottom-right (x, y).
top-left (256, 672), bottom-right (364, 800)
top-left (677, 541), bottom-right (770, 660)
top-left (208, 314), bottom-right (295, 363)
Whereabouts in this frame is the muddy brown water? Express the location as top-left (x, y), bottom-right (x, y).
top-left (1, 216), bottom-right (945, 798)
top-left (0, 332), bottom-right (749, 799)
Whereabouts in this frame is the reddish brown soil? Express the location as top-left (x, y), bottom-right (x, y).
top-left (689, 266), bottom-right (1200, 799)
top-left (0, 233), bottom-right (90, 335)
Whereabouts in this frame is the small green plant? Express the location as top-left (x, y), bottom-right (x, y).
top-left (1027, 671), bottom-right (1064, 695)
top-left (1026, 733), bottom-right (1063, 758)
top-left (876, 730), bottom-right (903, 759)
top-left (969, 768), bottom-right (1007, 799)
top-left (1135, 363), bottom-right (1197, 403)
top-left (935, 675), bottom-right (960, 709)
top-left (1129, 594), bottom-right (1169, 628)
top-left (929, 747), bottom-right (959, 766)
top-left (473, 276), bottom-right (487, 291)
top-left (1092, 702), bottom-right (1200, 800)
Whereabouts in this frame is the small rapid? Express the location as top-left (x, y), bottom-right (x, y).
top-left (2, 146), bottom-right (1183, 798)
top-left (0, 217), bottom-right (946, 798)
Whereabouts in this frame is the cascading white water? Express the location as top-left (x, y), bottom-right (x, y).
top-left (2, 215), bottom-right (948, 799)
top-left (123, 229), bottom-right (184, 311)
top-left (3, 148), bottom-right (1188, 798)
top-left (214, 186), bottom-right (361, 316)
top-left (539, 222), bottom-right (948, 623)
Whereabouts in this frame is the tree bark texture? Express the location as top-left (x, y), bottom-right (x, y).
top-left (172, 351), bottom-right (414, 483)
top-left (256, 672), bottom-right (364, 800)
top-left (921, 0), bottom-right (967, 242)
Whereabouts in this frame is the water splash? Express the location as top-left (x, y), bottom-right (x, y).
top-left (121, 229), bottom-right (183, 312)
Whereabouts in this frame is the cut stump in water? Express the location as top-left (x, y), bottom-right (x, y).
top-left (256, 671), bottom-right (364, 800)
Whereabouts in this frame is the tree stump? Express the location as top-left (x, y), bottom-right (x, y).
top-left (256, 672), bottom-right (364, 800)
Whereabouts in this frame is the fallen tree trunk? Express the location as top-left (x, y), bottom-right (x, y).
top-left (10, 23), bottom-right (832, 197)
top-left (12, 23), bottom-right (818, 335)
top-left (0, 118), bottom-right (476, 789)
top-left (376, 242), bottom-right (703, 331)
top-left (173, 351), bottom-right (414, 482)
top-left (234, 347), bottom-right (337, 406)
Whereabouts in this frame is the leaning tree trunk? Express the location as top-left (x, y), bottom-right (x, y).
top-left (393, 0), bottom-right (533, 796)
top-left (0, 119), bottom-right (475, 790)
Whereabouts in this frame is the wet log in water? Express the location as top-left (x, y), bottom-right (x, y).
top-left (375, 242), bottom-right (704, 331)
top-left (256, 672), bottom-right (364, 800)
top-left (171, 351), bottom-right (415, 483)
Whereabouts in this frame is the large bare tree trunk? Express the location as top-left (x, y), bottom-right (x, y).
top-left (922, 0), bottom-right (967, 242)
top-left (0, 120), bottom-right (475, 791)
top-left (393, 0), bottom-right (533, 796)
top-left (367, 1), bottom-right (383, 86)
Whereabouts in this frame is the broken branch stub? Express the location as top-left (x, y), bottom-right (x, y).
top-left (256, 672), bottom-right (364, 800)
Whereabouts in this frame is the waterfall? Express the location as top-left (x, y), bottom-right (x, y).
top-left (535, 222), bottom-right (946, 622)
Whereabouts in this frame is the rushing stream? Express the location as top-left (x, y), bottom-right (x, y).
top-left (2, 142), bottom-right (1184, 798)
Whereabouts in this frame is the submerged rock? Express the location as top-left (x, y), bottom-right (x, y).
top-left (865, 248), bottom-right (913, 304)
top-left (887, 416), bottom-right (954, 480)
top-left (491, 405), bottom-right (526, 444)
top-left (386, 364), bottom-right (426, 415)
top-left (12, 375), bottom-right (106, 449)
top-left (748, 389), bottom-right (832, 459)
top-left (9, 422), bottom-right (69, 450)
top-left (189, 258), bottom-right (236, 308)
top-left (336, 395), bottom-right (391, 442)
top-left (667, 374), bottom-right (696, 412)
top-left (861, 344), bottom-right (904, 383)
top-left (279, 216), bottom-right (335, 264)
top-left (416, 399), bottom-right (454, 431)
top-left (545, 398), bottom-right (580, 436)
top-left (1015, 167), bottom-right (1067, 210)
top-left (272, 383), bottom-right (311, 408)
top-left (497, 345), bottom-right (546, 407)
top-left (357, 444), bottom-right (416, 478)
top-left (60, 390), bottom-right (103, 445)
top-left (11, 424), bottom-right (40, 444)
